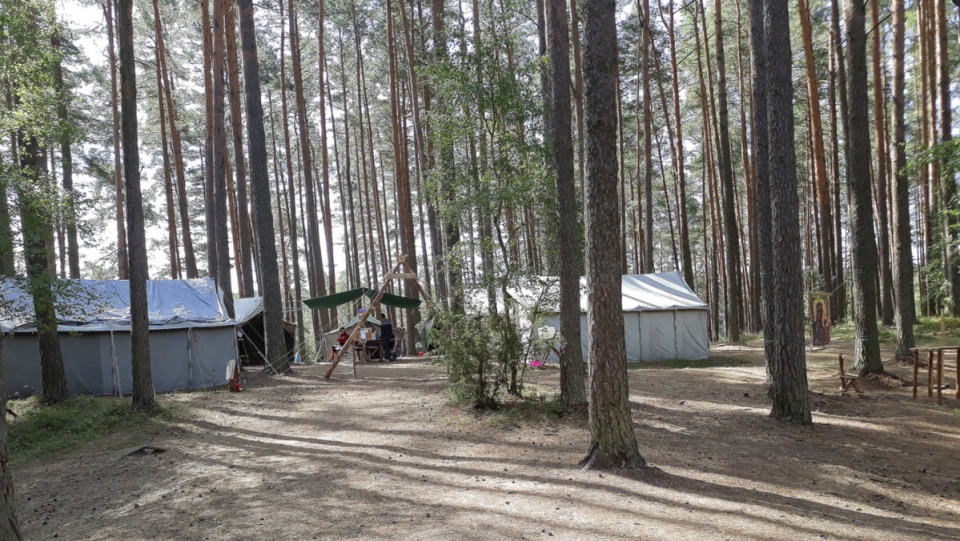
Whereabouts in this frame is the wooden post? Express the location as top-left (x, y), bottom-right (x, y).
top-left (928, 350), bottom-right (934, 398)
top-left (913, 349), bottom-right (919, 400)
top-left (937, 348), bottom-right (944, 405)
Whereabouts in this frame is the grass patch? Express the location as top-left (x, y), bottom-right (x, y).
top-left (829, 316), bottom-right (960, 345)
top-left (480, 390), bottom-right (568, 427)
top-left (627, 357), bottom-right (750, 370)
top-left (7, 396), bottom-right (185, 466)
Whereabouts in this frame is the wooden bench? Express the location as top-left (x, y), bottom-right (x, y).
top-left (837, 354), bottom-right (863, 396)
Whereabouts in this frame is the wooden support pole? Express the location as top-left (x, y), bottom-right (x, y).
top-left (913, 349), bottom-right (919, 399)
top-left (928, 350), bottom-right (934, 398)
top-left (937, 348), bottom-right (944, 405)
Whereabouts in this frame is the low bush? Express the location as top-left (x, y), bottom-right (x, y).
top-left (431, 311), bottom-right (524, 410)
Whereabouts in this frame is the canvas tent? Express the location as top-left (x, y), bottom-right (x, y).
top-left (1, 278), bottom-right (238, 397)
top-left (509, 272), bottom-right (710, 362)
top-left (233, 297), bottom-right (296, 365)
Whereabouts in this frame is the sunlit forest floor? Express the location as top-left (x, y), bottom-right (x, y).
top-left (12, 339), bottom-right (960, 540)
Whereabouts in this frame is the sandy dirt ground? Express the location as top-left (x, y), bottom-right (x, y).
top-left (13, 342), bottom-right (960, 540)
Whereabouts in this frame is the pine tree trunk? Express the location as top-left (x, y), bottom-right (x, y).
top-left (870, 0), bottom-right (894, 326)
top-left (579, 0), bottom-right (645, 471)
top-left (433, 0), bottom-right (463, 312)
top-left (844, 0), bottom-right (884, 375)
top-left (749, 0), bottom-right (774, 386)
top-left (547, 0), bottom-right (586, 409)
top-left (288, 0), bottom-right (327, 333)
top-left (569, 0), bottom-right (586, 193)
top-left (830, 0), bottom-right (848, 322)
top-left (51, 33), bottom-right (80, 279)
top-left (891, 0), bottom-right (916, 357)
top-left (762, 0), bottom-right (811, 424)
top-left (224, 0), bottom-right (254, 298)
top-left (798, 0), bottom-right (835, 305)
top-left (104, 0), bottom-right (128, 280)
top-left (640, 0), bottom-right (653, 272)
top-left (212, 0), bottom-right (234, 318)
top-left (201, 0), bottom-right (218, 280)
top-left (17, 135), bottom-right (68, 404)
top-left (386, 0), bottom-right (420, 351)
top-left (152, 3), bottom-right (179, 279)
top-left (317, 0), bottom-right (337, 326)
top-left (0, 150), bottom-right (12, 276)
top-left (713, 0), bottom-right (742, 342)
top-left (155, 9), bottom-right (197, 278)
top-left (827, 12), bottom-right (842, 323)
top-left (666, 0), bottom-right (695, 289)
top-left (267, 88), bottom-right (294, 311)
top-left (279, 2), bottom-right (306, 359)
top-left (238, 0), bottom-right (289, 372)
top-left (936, 0), bottom-right (960, 315)
top-left (118, 0), bottom-right (158, 411)
top-left (0, 336), bottom-right (21, 540)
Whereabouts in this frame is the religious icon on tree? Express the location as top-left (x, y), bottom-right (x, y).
top-left (810, 293), bottom-right (831, 346)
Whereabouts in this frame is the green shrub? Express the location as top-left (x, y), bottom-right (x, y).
top-left (431, 311), bottom-right (524, 410)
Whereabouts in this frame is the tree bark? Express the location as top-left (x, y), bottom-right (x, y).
top-left (51, 32), bottom-right (80, 279)
top-left (579, 0), bottom-right (645, 471)
top-left (279, 0), bottom-right (306, 359)
top-left (547, 0), bottom-right (587, 409)
top-left (0, 336), bottom-right (21, 539)
top-left (639, 0), bottom-right (653, 272)
top-left (104, 0), bottom-right (128, 279)
top-left (17, 135), bottom-right (68, 404)
top-left (433, 0), bottom-right (463, 312)
top-left (936, 0), bottom-right (960, 315)
top-left (749, 0), bottom-right (774, 386)
top-left (762, 0), bottom-right (811, 424)
top-left (798, 0), bottom-right (835, 306)
top-left (288, 0), bottom-right (328, 334)
top-left (238, 0), bottom-right (290, 373)
top-left (844, 0), bottom-right (884, 375)
top-left (154, 6), bottom-right (197, 278)
top-left (891, 0), bottom-right (916, 357)
top-left (211, 0), bottom-right (234, 318)
top-left (152, 3), bottom-right (179, 279)
top-left (386, 0), bottom-right (421, 351)
top-left (869, 0), bottom-right (894, 326)
top-left (224, 0), bottom-right (254, 298)
top-left (712, 0), bottom-right (742, 341)
top-left (118, 0), bottom-right (158, 411)
top-left (317, 0), bottom-right (337, 326)
top-left (830, 0), bottom-right (848, 322)
top-left (569, 0), bottom-right (586, 193)
top-left (201, 0), bottom-right (218, 281)
top-left (667, 0), bottom-right (692, 292)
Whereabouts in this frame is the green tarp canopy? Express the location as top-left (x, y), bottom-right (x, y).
top-left (303, 287), bottom-right (422, 311)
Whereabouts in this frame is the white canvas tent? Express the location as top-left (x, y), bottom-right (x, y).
top-left (509, 272), bottom-right (710, 362)
top-left (1, 278), bottom-right (238, 397)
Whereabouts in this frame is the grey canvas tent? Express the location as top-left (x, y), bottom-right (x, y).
top-left (509, 272), bottom-right (710, 362)
top-left (1, 278), bottom-right (238, 397)
top-left (233, 297), bottom-right (296, 366)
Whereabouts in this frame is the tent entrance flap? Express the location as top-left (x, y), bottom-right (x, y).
top-left (303, 288), bottom-right (422, 311)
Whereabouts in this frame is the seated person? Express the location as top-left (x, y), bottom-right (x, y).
top-left (331, 327), bottom-right (350, 357)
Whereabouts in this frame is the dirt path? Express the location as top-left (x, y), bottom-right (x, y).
top-left (14, 344), bottom-right (960, 540)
